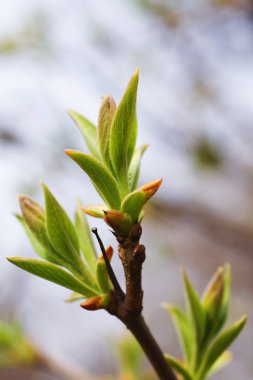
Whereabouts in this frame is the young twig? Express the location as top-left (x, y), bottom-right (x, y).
top-left (93, 225), bottom-right (177, 380)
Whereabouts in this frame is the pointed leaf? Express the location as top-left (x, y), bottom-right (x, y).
top-left (68, 110), bottom-right (100, 159)
top-left (128, 144), bottom-right (148, 191)
top-left (207, 351), bottom-right (232, 378)
top-left (16, 214), bottom-right (59, 265)
top-left (182, 270), bottom-right (206, 347)
top-left (163, 304), bottom-right (194, 365)
top-left (65, 292), bottom-right (84, 303)
top-left (196, 315), bottom-right (247, 380)
top-left (109, 70), bottom-right (139, 196)
top-left (212, 263), bottom-right (231, 335)
top-left (65, 150), bottom-right (121, 209)
top-left (202, 266), bottom-right (225, 323)
top-left (7, 258), bottom-right (98, 298)
top-left (121, 179), bottom-right (162, 222)
top-left (18, 197), bottom-right (68, 266)
top-left (42, 184), bottom-right (82, 270)
top-left (75, 203), bottom-right (98, 272)
top-left (121, 191), bottom-right (146, 222)
top-left (82, 204), bottom-right (108, 218)
top-left (98, 95), bottom-right (116, 169)
top-left (165, 355), bottom-right (192, 380)
top-left (96, 246), bottom-right (113, 293)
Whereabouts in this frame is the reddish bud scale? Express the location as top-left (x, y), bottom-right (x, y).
top-left (104, 210), bottom-right (132, 237)
top-left (80, 294), bottom-right (110, 311)
top-left (141, 178), bottom-right (163, 200)
top-left (99, 245), bottom-right (113, 262)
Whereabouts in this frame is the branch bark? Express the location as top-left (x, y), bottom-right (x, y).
top-left (106, 224), bottom-right (177, 380)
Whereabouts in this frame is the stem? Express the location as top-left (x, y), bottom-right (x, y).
top-left (105, 223), bottom-right (177, 380)
top-left (127, 315), bottom-right (177, 380)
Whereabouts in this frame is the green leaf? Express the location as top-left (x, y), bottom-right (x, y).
top-left (65, 292), bottom-right (84, 303)
top-left (98, 95), bottom-right (117, 169)
top-left (196, 315), bottom-right (247, 380)
top-left (163, 304), bottom-right (194, 365)
top-left (68, 110), bottom-right (100, 159)
top-left (121, 179), bottom-right (162, 222)
top-left (95, 246), bottom-right (113, 293)
top-left (109, 70), bottom-right (139, 197)
top-left (82, 204), bottom-right (108, 218)
top-left (65, 150), bottom-right (121, 209)
top-left (182, 270), bottom-right (206, 347)
top-left (42, 184), bottom-right (82, 271)
top-left (74, 203), bottom-right (98, 272)
top-left (128, 144), bottom-right (148, 191)
top-left (121, 190), bottom-right (146, 222)
top-left (18, 197), bottom-right (75, 268)
top-left (165, 355), bottom-right (192, 380)
top-left (7, 258), bottom-right (99, 298)
top-left (212, 264), bottom-right (231, 336)
top-left (207, 351), bottom-right (232, 378)
top-left (16, 213), bottom-right (59, 265)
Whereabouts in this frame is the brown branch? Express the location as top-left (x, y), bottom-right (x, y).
top-left (105, 223), bottom-right (177, 380)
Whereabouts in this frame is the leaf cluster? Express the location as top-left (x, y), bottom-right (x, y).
top-left (163, 265), bottom-right (246, 380)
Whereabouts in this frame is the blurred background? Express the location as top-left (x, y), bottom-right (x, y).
top-left (0, 0), bottom-right (253, 379)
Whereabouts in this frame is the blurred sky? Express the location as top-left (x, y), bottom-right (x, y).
top-left (0, 0), bottom-right (253, 378)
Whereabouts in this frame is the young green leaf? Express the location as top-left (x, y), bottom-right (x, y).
top-left (121, 179), bottom-right (162, 222)
top-left (16, 214), bottom-right (59, 265)
top-left (109, 70), bottom-right (139, 196)
top-left (75, 203), bottom-right (98, 272)
top-left (42, 184), bottom-right (82, 268)
top-left (82, 204), bottom-right (108, 218)
top-left (207, 351), bottom-right (232, 378)
top-left (182, 270), bottom-right (206, 347)
top-left (98, 95), bottom-right (117, 169)
top-left (65, 150), bottom-right (121, 210)
top-left (163, 304), bottom-right (194, 365)
top-left (65, 292), bottom-right (84, 303)
top-left (7, 258), bottom-right (99, 298)
top-left (68, 110), bottom-right (100, 159)
top-left (196, 315), bottom-right (247, 380)
top-left (211, 264), bottom-right (231, 336)
top-left (165, 355), bottom-right (192, 380)
top-left (121, 191), bottom-right (146, 222)
top-left (128, 144), bottom-right (148, 191)
top-left (96, 246), bottom-right (113, 293)
top-left (18, 197), bottom-right (69, 266)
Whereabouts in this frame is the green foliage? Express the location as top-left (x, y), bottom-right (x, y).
top-left (7, 72), bottom-right (245, 379)
top-left (65, 70), bottom-right (160, 236)
top-left (67, 110), bottom-right (100, 159)
top-left (164, 265), bottom-right (246, 379)
top-left (9, 187), bottom-right (114, 309)
top-left (0, 319), bottom-right (38, 368)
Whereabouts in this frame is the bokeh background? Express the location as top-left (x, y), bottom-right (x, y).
top-left (0, 0), bottom-right (252, 379)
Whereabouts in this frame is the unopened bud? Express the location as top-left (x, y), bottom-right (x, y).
top-left (202, 267), bottom-right (225, 321)
top-left (19, 195), bottom-right (51, 250)
top-left (80, 294), bottom-right (111, 311)
top-left (104, 210), bottom-right (132, 237)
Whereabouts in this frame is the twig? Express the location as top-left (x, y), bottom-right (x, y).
top-left (97, 224), bottom-right (177, 380)
top-left (91, 227), bottom-right (125, 301)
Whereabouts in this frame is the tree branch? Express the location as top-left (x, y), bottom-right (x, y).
top-left (106, 224), bottom-right (177, 380)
